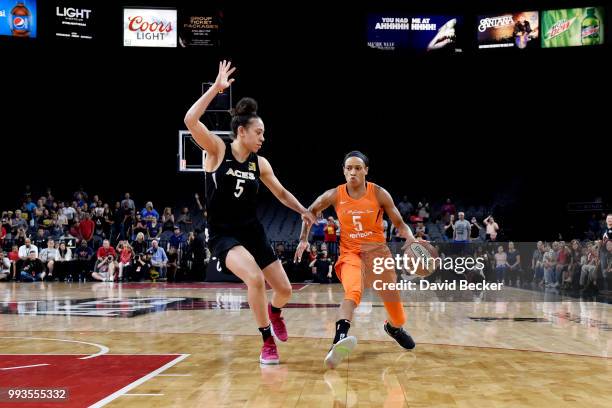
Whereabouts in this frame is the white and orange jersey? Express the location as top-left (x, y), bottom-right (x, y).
top-left (335, 182), bottom-right (386, 254)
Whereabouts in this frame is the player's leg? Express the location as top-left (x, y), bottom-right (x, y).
top-left (369, 247), bottom-right (415, 350)
top-left (325, 255), bottom-right (360, 369)
top-left (225, 245), bottom-right (279, 364)
top-left (334, 256), bottom-right (362, 341)
top-left (250, 225), bottom-right (292, 342)
top-left (261, 260), bottom-right (291, 342)
top-left (380, 289), bottom-right (414, 349)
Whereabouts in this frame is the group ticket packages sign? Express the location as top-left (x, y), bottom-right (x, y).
top-left (179, 12), bottom-right (222, 47)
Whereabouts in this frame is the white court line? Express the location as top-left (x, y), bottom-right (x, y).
top-left (1, 364), bottom-right (50, 370)
top-left (100, 353), bottom-right (184, 355)
top-left (123, 394), bottom-right (165, 396)
top-left (0, 354), bottom-right (184, 356)
top-left (0, 337), bottom-right (109, 360)
top-left (89, 353), bottom-right (190, 408)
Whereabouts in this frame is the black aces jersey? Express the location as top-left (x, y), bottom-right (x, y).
top-left (205, 142), bottom-right (260, 236)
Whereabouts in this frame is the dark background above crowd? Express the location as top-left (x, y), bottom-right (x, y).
top-left (1, 0), bottom-right (609, 239)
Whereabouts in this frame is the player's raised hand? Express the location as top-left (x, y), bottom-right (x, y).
top-left (214, 60), bottom-right (236, 91)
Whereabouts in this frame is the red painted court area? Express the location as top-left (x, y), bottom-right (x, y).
top-left (0, 354), bottom-right (184, 407)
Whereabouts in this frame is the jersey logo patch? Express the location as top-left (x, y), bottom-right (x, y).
top-left (226, 168), bottom-right (256, 180)
top-left (248, 162), bottom-right (257, 171)
top-left (347, 209), bottom-right (375, 214)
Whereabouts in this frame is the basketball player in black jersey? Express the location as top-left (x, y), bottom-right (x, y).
top-left (184, 61), bottom-right (316, 364)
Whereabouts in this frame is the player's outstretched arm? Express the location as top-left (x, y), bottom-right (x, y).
top-left (184, 60), bottom-right (235, 158)
top-left (258, 156), bottom-right (317, 228)
top-left (294, 188), bottom-right (337, 262)
top-left (374, 184), bottom-right (415, 242)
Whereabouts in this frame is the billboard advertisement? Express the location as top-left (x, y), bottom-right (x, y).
top-left (179, 10), bottom-right (222, 48)
top-left (55, 3), bottom-right (94, 40)
top-left (477, 11), bottom-right (539, 49)
top-left (367, 14), bottom-right (462, 53)
top-left (0, 0), bottom-right (36, 38)
top-left (542, 7), bottom-right (605, 47)
top-left (124, 8), bottom-right (177, 48)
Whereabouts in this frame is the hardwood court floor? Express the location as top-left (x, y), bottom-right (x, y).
top-left (1, 282), bottom-right (611, 407)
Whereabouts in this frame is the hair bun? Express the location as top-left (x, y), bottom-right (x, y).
top-left (234, 97), bottom-right (258, 116)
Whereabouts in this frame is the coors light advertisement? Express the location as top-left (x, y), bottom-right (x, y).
top-left (123, 7), bottom-right (177, 47)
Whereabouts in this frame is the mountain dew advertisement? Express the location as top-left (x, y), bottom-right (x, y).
top-left (542, 7), bottom-right (605, 47)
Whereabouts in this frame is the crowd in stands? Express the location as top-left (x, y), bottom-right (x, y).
top-left (0, 187), bottom-right (210, 282)
top-left (2, 189), bottom-right (609, 293)
top-left (422, 211), bottom-right (612, 296)
top-left (425, 231), bottom-right (612, 296)
top-left (299, 197), bottom-right (611, 294)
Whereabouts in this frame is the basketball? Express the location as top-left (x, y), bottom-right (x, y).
top-left (403, 240), bottom-right (439, 278)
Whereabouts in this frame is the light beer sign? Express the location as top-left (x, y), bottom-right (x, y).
top-left (123, 8), bottom-right (177, 47)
